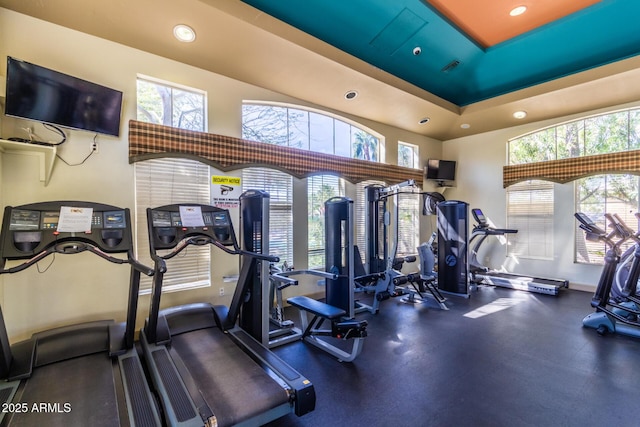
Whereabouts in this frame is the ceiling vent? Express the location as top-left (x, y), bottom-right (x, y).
top-left (441, 60), bottom-right (461, 73)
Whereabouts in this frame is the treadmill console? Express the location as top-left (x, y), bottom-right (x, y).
top-left (471, 208), bottom-right (517, 235)
top-left (1, 201), bottom-right (132, 259)
top-left (471, 208), bottom-right (487, 226)
top-left (149, 204), bottom-right (236, 250)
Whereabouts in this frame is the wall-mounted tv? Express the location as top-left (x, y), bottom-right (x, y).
top-left (425, 159), bottom-right (456, 183)
top-left (4, 56), bottom-right (123, 137)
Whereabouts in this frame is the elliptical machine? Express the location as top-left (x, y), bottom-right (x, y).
top-left (575, 212), bottom-right (640, 338)
top-left (610, 212), bottom-right (640, 303)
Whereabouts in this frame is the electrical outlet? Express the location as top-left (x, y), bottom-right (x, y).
top-left (92, 141), bottom-right (99, 153)
top-left (219, 287), bottom-right (225, 296)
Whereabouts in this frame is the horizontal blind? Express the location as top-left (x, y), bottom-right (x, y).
top-left (506, 180), bottom-right (554, 260)
top-left (307, 175), bottom-right (343, 269)
top-left (242, 168), bottom-right (294, 265)
top-left (134, 158), bottom-right (211, 293)
top-left (397, 192), bottom-right (420, 256)
top-left (355, 180), bottom-right (385, 263)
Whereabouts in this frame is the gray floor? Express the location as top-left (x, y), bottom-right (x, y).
top-left (266, 286), bottom-right (640, 427)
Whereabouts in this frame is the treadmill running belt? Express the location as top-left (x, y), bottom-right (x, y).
top-left (6, 353), bottom-right (120, 427)
top-left (171, 327), bottom-right (290, 426)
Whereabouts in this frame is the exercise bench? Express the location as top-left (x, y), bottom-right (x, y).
top-left (287, 295), bottom-right (367, 362)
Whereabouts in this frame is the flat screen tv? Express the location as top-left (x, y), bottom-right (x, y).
top-left (425, 159), bottom-right (456, 182)
top-left (4, 56), bottom-right (123, 137)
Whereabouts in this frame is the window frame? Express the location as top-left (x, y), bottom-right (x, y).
top-left (135, 76), bottom-right (210, 294)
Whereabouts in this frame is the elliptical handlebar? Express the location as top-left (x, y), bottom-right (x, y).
top-left (610, 213), bottom-right (640, 243)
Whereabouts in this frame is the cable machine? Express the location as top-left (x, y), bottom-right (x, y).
top-left (362, 180), bottom-right (448, 311)
top-left (272, 197), bottom-right (368, 362)
top-left (239, 190), bottom-right (302, 348)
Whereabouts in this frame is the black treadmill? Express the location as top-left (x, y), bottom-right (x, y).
top-left (140, 203), bottom-right (315, 427)
top-left (469, 208), bottom-right (569, 296)
top-left (0, 201), bottom-right (160, 426)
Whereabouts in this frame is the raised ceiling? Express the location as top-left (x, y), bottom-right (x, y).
top-left (241, 0), bottom-right (639, 106)
top-left (425, 0), bottom-right (602, 48)
top-left (1, 0), bottom-right (640, 141)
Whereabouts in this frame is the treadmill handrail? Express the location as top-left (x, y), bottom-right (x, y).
top-left (152, 233), bottom-right (279, 263)
top-left (0, 241), bottom-right (153, 276)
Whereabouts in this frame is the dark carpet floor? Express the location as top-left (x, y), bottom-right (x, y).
top-left (264, 286), bottom-right (640, 427)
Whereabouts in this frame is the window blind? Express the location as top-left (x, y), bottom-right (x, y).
top-left (242, 167), bottom-right (294, 265)
top-left (397, 192), bottom-right (420, 256)
top-left (506, 180), bottom-right (554, 260)
top-left (355, 180), bottom-right (386, 262)
top-left (134, 157), bottom-right (211, 293)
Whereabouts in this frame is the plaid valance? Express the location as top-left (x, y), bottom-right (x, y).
top-left (128, 120), bottom-right (423, 185)
top-left (503, 149), bottom-right (640, 188)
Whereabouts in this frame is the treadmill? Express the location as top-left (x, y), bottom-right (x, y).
top-left (469, 208), bottom-right (568, 296)
top-left (0, 201), bottom-right (160, 426)
top-left (140, 203), bottom-right (315, 427)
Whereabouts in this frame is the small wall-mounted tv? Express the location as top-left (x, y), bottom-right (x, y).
top-left (4, 56), bottom-right (123, 137)
top-left (425, 159), bottom-right (456, 182)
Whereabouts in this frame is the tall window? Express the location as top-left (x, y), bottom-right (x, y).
top-left (242, 168), bottom-right (294, 266)
top-left (242, 103), bottom-right (380, 161)
top-left (509, 107), bottom-right (640, 264)
top-left (397, 142), bottom-right (420, 255)
top-left (135, 77), bottom-right (209, 293)
top-left (575, 175), bottom-right (639, 264)
top-left (398, 142), bottom-right (419, 169)
top-left (308, 175), bottom-right (344, 269)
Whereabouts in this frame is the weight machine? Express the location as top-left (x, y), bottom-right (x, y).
top-left (271, 197), bottom-right (368, 362)
top-left (239, 190), bottom-right (302, 348)
top-left (360, 180), bottom-right (447, 313)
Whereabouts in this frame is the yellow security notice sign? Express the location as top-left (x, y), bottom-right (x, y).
top-left (211, 176), bottom-right (241, 186)
top-left (211, 175), bottom-right (242, 208)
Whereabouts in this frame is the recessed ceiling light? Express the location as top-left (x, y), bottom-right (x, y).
top-left (460, 123), bottom-right (471, 129)
top-left (173, 24), bottom-right (196, 42)
top-left (510, 6), bottom-right (527, 17)
top-left (419, 117), bottom-right (430, 124)
top-left (344, 90), bottom-right (358, 100)
top-left (513, 110), bottom-right (527, 119)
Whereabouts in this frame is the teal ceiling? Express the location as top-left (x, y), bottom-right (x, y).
top-left (241, 0), bottom-right (640, 106)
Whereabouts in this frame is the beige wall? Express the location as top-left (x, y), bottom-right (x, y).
top-left (0, 8), bottom-right (441, 341)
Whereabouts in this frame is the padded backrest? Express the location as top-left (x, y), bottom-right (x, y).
top-left (418, 243), bottom-right (436, 278)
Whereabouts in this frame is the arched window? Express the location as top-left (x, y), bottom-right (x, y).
top-left (242, 102), bottom-right (381, 161)
top-left (242, 102), bottom-right (382, 269)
